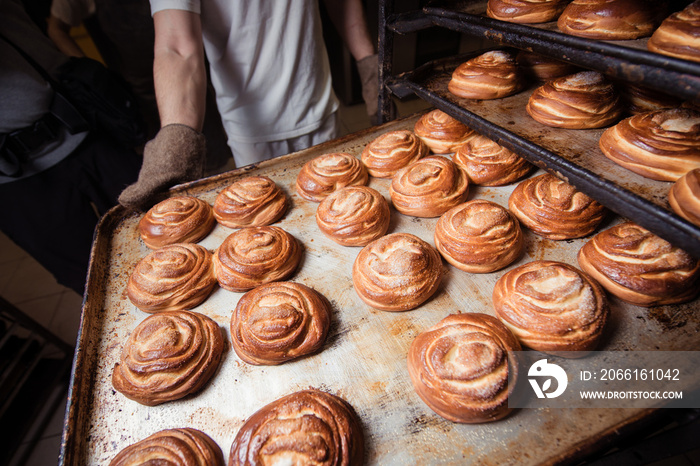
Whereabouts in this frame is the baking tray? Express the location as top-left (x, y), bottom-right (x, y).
top-left (60, 115), bottom-right (700, 465)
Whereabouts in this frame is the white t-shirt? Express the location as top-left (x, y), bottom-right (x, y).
top-left (150, 0), bottom-right (339, 144)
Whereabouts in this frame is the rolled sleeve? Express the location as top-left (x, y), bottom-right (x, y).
top-left (149, 0), bottom-right (200, 16)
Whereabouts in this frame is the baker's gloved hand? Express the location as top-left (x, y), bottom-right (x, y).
top-left (118, 124), bottom-right (206, 211)
top-left (356, 54), bottom-right (396, 126)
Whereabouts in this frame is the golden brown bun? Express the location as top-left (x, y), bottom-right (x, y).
top-left (230, 282), bottom-right (331, 365)
top-left (407, 313), bottom-right (520, 423)
top-left (619, 83), bottom-right (684, 115)
top-left (413, 110), bottom-right (476, 154)
top-left (353, 233), bottom-right (443, 311)
top-left (508, 173), bottom-right (607, 239)
top-left (213, 176), bottom-right (288, 229)
top-left (109, 428), bottom-right (224, 466)
top-left (516, 50), bottom-right (580, 82)
top-left (669, 168), bottom-right (700, 226)
top-left (599, 108), bottom-right (700, 181)
top-left (228, 389), bottom-right (364, 466)
top-left (361, 130), bottom-right (429, 178)
top-left (447, 50), bottom-right (524, 100)
top-left (577, 222), bottom-right (700, 306)
top-left (557, 0), bottom-right (666, 39)
top-left (316, 186), bottom-right (390, 247)
top-left (648, 1), bottom-right (700, 63)
top-left (295, 153), bottom-right (369, 202)
top-left (526, 71), bottom-right (623, 129)
top-left (126, 243), bottom-right (217, 313)
top-left (112, 310), bottom-right (224, 406)
top-left (493, 260), bottom-right (609, 357)
top-left (389, 156), bottom-right (469, 218)
top-left (138, 196), bottom-right (215, 249)
top-left (453, 134), bottom-right (534, 186)
top-left (487, 0), bottom-right (569, 24)
top-left (435, 200), bottom-right (523, 273)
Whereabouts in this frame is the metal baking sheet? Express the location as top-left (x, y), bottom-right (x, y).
top-left (61, 116), bottom-right (700, 465)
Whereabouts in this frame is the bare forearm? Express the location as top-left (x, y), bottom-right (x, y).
top-left (323, 0), bottom-right (375, 61)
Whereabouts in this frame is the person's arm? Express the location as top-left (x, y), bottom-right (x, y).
top-left (46, 15), bottom-right (85, 57)
top-left (322, 0), bottom-right (375, 61)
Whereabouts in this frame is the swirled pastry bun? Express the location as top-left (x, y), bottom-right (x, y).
top-left (435, 200), bottom-right (523, 273)
top-left (516, 50), bottom-right (580, 82)
top-left (407, 313), bottom-right (520, 423)
top-left (138, 196), bottom-right (215, 249)
top-left (353, 233), bottom-right (443, 311)
top-left (619, 83), bottom-right (683, 115)
top-left (213, 176), bottom-right (287, 228)
top-left (557, 0), bottom-right (665, 39)
top-left (493, 261), bottom-right (609, 357)
top-left (599, 108), bottom-right (700, 181)
top-left (413, 110), bottom-right (476, 154)
top-left (296, 152), bottom-right (369, 202)
top-left (112, 310), bottom-right (225, 406)
top-left (213, 226), bottom-right (301, 292)
top-left (648, 1), bottom-right (700, 63)
top-left (230, 282), bottom-right (331, 365)
top-left (361, 130), bottom-right (429, 178)
top-left (316, 186), bottom-right (390, 247)
top-left (448, 50), bottom-right (524, 100)
top-left (509, 173), bottom-right (607, 239)
top-left (390, 156), bottom-right (469, 218)
top-left (487, 0), bottom-right (569, 24)
top-left (109, 428), bottom-right (224, 466)
top-left (669, 168), bottom-right (700, 226)
top-left (229, 389), bottom-right (364, 466)
top-left (577, 222), bottom-right (700, 306)
top-left (127, 243), bottom-right (217, 313)
top-left (453, 134), bottom-right (533, 186)
top-left (526, 71), bottom-right (623, 129)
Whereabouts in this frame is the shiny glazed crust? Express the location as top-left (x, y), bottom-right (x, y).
top-left (109, 428), bottom-right (224, 466)
top-left (296, 153), bottom-right (369, 202)
top-left (413, 110), bottom-right (476, 154)
top-left (557, 0), bottom-right (665, 39)
top-left (213, 226), bottom-right (301, 292)
top-left (228, 389), bottom-right (364, 466)
top-left (508, 173), bottom-right (607, 239)
top-left (361, 130), bottom-right (429, 178)
top-left (112, 310), bottom-right (224, 406)
top-left (230, 282), bottom-right (331, 365)
top-left (493, 260), bottom-right (609, 356)
top-left (213, 176), bottom-right (288, 228)
top-left (620, 83), bottom-right (683, 115)
top-left (389, 156), bottom-right (470, 218)
top-left (669, 168), bottom-right (700, 226)
top-left (516, 50), bottom-right (580, 82)
top-left (139, 196), bottom-right (216, 249)
top-left (577, 222), bottom-right (700, 306)
top-left (487, 0), bottom-right (568, 24)
top-left (434, 199), bottom-right (523, 273)
top-left (353, 233), bottom-right (443, 311)
top-left (407, 313), bottom-right (520, 423)
top-left (453, 134), bottom-right (533, 186)
top-left (447, 50), bottom-right (523, 100)
top-left (316, 186), bottom-right (391, 247)
top-left (648, 1), bottom-right (700, 63)
top-left (599, 108), bottom-right (700, 181)
top-left (126, 243), bottom-right (217, 313)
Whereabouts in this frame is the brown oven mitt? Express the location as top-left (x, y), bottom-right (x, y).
top-left (357, 54), bottom-right (396, 126)
top-left (118, 124), bottom-right (206, 211)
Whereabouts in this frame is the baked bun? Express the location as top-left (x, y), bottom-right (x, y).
top-left (487, 0), bottom-right (569, 24)
top-left (557, 0), bottom-right (665, 39)
top-left (361, 130), bottom-right (429, 178)
top-left (434, 200), bottom-right (523, 273)
top-left (648, 1), bottom-right (700, 63)
top-left (407, 313), bottom-right (520, 423)
top-left (516, 50), bottom-right (580, 82)
top-left (599, 108), bottom-right (700, 181)
top-left (353, 233), bottom-right (443, 311)
top-left (126, 243), bottom-right (217, 313)
top-left (389, 156), bottom-right (469, 218)
top-left (296, 153), bottom-right (369, 202)
top-left (493, 260), bottom-right (609, 357)
top-left (112, 310), bottom-right (224, 406)
top-left (213, 226), bottom-right (301, 292)
top-left (453, 134), bottom-right (533, 186)
top-left (509, 173), bottom-right (607, 239)
top-left (447, 50), bottom-right (524, 100)
top-left (526, 71), bottom-right (623, 129)
top-left (413, 110), bottom-right (476, 154)
top-left (669, 168), bottom-right (700, 226)
top-left (316, 186), bottom-right (390, 247)
top-left (229, 389), bottom-right (364, 466)
top-left (109, 428), bottom-right (224, 466)
top-left (577, 222), bottom-right (700, 306)
top-left (230, 282), bottom-right (331, 365)
top-left (213, 176), bottom-right (287, 228)
top-left (138, 196), bottom-right (215, 249)
top-left (619, 83), bottom-right (683, 115)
